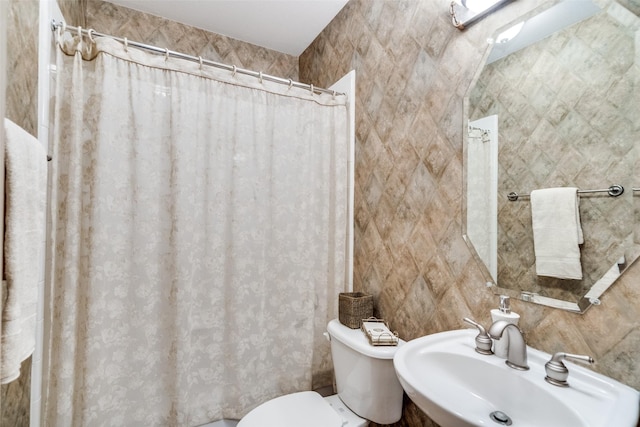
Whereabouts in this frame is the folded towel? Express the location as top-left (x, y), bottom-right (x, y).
top-left (530, 187), bottom-right (583, 280)
top-left (1, 119), bottom-right (47, 384)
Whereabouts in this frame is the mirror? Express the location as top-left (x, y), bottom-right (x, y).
top-left (464, 0), bottom-right (640, 312)
top-left (449, 0), bottom-right (513, 30)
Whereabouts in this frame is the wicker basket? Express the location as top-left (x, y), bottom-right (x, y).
top-left (339, 292), bottom-right (373, 329)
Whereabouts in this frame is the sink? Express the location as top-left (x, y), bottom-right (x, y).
top-left (393, 329), bottom-right (639, 427)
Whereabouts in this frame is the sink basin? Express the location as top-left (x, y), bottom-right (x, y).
top-left (393, 329), bottom-right (639, 427)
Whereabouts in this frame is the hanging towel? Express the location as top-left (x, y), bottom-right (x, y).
top-left (1, 118), bottom-right (47, 384)
top-left (530, 187), bottom-right (583, 280)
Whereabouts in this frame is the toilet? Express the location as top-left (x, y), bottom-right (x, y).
top-left (238, 319), bottom-right (405, 427)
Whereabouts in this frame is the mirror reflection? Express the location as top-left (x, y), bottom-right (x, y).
top-left (465, 0), bottom-right (639, 312)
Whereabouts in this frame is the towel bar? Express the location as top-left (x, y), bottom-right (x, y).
top-left (507, 185), bottom-right (624, 202)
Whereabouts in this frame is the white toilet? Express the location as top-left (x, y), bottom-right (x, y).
top-left (238, 319), bottom-right (405, 427)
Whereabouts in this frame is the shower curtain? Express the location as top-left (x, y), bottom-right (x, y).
top-left (44, 35), bottom-right (349, 426)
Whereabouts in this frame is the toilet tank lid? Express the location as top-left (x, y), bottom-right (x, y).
top-left (327, 319), bottom-right (404, 359)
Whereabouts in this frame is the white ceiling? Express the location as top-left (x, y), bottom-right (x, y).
top-left (107, 0), bottom-right (349, 56)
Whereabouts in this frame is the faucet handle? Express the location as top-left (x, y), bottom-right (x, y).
top-left (463, 317), bottom-right (493, 355)
top-left (545, 352), bottom-right (595, 387)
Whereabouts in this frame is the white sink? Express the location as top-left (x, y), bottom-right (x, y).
top-left (393, 329), bottom-right (639, 427)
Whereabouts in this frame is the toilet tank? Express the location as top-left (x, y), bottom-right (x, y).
top-left (327, 319), bottom-right (405, 425)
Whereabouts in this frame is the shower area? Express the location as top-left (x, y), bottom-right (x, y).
top-left (6, 1), bottom-right (354, 425)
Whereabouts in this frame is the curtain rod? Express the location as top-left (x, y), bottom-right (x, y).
top-left (50, 19), bottom-right (343, 97)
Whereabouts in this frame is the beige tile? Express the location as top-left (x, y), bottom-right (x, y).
top-left (300, 2), bottom-right (640, 425)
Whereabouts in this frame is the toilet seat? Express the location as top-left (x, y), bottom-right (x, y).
top-left (237, 391), bottom-right (344, 427)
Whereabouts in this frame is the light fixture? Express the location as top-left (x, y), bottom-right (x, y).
top-left (449, 0), bottom-right (515, 30)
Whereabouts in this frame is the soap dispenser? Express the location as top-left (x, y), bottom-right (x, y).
top-left (490, 295), bottom-right (520, 359)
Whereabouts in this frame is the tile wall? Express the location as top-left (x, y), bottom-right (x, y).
top-left (299, 1), bottom-right (640, 425)
top-left (84, 1), bottom-right (298, 81)
top-left (6, 0), bottom-right (38, 137)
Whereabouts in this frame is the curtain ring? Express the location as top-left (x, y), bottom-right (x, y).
top-left (198, 56), bottom-right (203, 69)
top-left (165, 48), bottom-right (169, 61)
top-left (310, 84), bottom-right (314, 94)
top-left (232, 65), bottom-right (237, 77)
top-left (56, 21), bottom-right (65, 44)
top-left (76, 26), bottom-right (83, 52)
top-left (123, 37), bottom-right (128, 52)
top-left (87, 28), bottom-right (95, 43)
top-left (332, 90), bottom-right (337, 99)
top-left (288, 79), bottom-right (293, 89)
top-left (259, 71), bottom-right (263, 84)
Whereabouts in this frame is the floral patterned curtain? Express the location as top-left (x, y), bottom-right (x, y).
top-left (44, 35), bottom-right (349, 426)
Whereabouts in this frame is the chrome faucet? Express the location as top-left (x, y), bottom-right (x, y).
top-left (545, 352), bottom-right (594, 387)
top-left (463, 317), bottom-right (493, 355)
top-left (488, 320), bottom-right (529, 370)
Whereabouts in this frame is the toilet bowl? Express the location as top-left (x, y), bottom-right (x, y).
top-left (237, 319), bottom-right (405, 427)
top-left (238, 391), bottom-right (366, 427)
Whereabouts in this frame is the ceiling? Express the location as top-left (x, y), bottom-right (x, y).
top-left (107, 0), bottom-right (349, 56)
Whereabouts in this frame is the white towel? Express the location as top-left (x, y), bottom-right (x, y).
top-left (530, 187), bottom-right (583, 280)
top-left (1, 118), bottom-right (47, 384)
